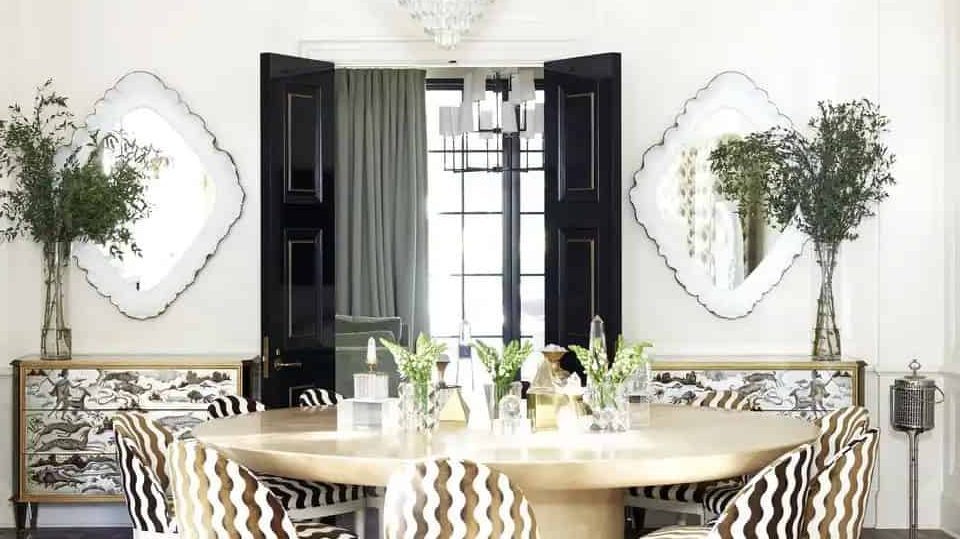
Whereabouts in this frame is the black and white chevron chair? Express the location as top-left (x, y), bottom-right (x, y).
top-left (383, 458), bottom-right (539, 539)
top-left (299, 388), bottom-right (342, 408)
top-left (204, 396), bottom-right (365, 533)
top-left (114, 412), bottom-right (178, 538)
top-left (642, 441), bottom-right (814, 539)
top-left (803, 428), bottom-right (880, 538)
top-left (169, 439), bottom-right (356, 539)
top-left (701, 405), bottom-right (871, 517)
top-left (626, 390), bottom-right (754, 526)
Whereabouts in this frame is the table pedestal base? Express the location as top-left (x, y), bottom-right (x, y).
top-left (524, 488), bottom-right (623, 539)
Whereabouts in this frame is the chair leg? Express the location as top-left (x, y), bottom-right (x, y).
top-left (353, 509), bottom-right (365, 539)
top-left (378, 508), bottom-right (385, 539)
top-left (676, 513), bottom-right (689, 526)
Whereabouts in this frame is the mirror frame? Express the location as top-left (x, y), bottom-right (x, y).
top-left (72, 71), bottom-right (244, 319)
top-left (628, 71), bottom-right (807, 319)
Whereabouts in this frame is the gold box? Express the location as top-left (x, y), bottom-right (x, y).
top-left (527, 391), bottom-right (585, 431)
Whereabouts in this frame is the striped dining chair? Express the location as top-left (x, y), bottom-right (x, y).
top-left (206, 395), bottom-right (265, 419)
top-left (701, 406), bottom-right (871, 517)
top-left (383, 458), bottom-right (539, 539)
top-left (203, 396), bottom-right (366, 532)
top-left (642, 441), bottom-right (815, 539)
top-left (169, 439), bottom-right (356, 539)
top-left (626, 390), bottom-right (755, 526)
top-left (299, 388), bottom-right (342, 408)
top-left (114, 412), bottom-right (177, 538)
top-left (803, 428), bottom-right (880, 539)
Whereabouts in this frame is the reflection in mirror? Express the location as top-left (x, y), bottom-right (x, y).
top-left (73, 71), bottom-right (244, 319)
top-left (630, 72), bottom-right (807, 318)
top-left (100, 108), bottom-right (215, 291)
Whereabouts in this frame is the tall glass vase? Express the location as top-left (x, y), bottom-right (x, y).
top-left (812, 241), bottom-right (840, 361)
top-left (41, 241), bottom-right (72, 360)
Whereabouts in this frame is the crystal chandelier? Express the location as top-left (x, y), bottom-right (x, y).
top-left (398, 0), bottom-right (495, 49)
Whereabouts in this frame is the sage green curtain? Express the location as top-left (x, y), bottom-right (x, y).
top-left (335, 69), bottom-right (429, 342)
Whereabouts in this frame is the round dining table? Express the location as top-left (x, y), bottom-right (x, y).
top-left (193, 404), bottom-right (817, 539)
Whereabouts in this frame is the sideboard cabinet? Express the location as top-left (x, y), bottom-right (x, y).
top-left (650, 356), bottom-right (866, 418)
top-left (11, 355), bottom-right (251, 529)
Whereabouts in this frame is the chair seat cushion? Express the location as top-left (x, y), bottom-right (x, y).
top-left (642, 525), bottom-right (712, 538)
top-left (628, 479), bottom-right (741, 503)
top-left (258, 474), bottom-right (362, 509)
top-left (701, 483), bottom-right (743, 516)
top-left (294, 522), bottom-right (358, 539)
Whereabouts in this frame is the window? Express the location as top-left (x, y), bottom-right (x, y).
top-left (426, 80), bottom-right (545, 379)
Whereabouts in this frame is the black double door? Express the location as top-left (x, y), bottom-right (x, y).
top-left (259, 53), bottom-right (621, 405)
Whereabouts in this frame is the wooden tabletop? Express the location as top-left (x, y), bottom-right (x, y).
top-left (193, 404), bottom-right (818, 491)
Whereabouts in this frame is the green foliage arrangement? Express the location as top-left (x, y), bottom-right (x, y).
top-left (569, 336), bottom-right (652, 387)
top-left (710, 133), bottom-right (779, 222)
top-left (473, 339), bottom-right (533, 395)
top-left (380, 333), bottom-right (447, 387)
top-left (0, 80), bottom-right (164, 256)
top-left (710, 100), bottom-right (896, 244)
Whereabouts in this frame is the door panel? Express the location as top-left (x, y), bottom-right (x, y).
top-left (544, 53), bottom-right (621, 377)
top-left (261, 53), bottom-right (336, 407)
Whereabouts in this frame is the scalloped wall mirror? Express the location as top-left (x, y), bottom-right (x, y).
top-left (73, 71), bottom-right (244, 319)
top-left (629, 71), bottom-right (806, 319)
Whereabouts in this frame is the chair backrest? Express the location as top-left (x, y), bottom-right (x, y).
top-left (691, 390), bottom-right (753, 411)
top-left (206, 395), bottom-right (265, 420)
top-left (711, 442), bottom-right (814, 539)
top-left (113, 411), bottom-right (174, 489)
top-left (115, 431), bottom-right (176, 534)
top-left (169, 439), bottom-right (298, 539)
top-left (803, 428), bottom-right (880, 539)
top-left (812, 406), bottom-right (870, 472)
top-left (298, 388), bottom-right (342, 408)
top-left (384, 459), bottom-right (538, 539)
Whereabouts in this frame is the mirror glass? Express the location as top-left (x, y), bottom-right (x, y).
top-left (630, 72), bottom-right (806, 318)
top-left (100, 108), bottom-right (216, 291)
top-left (73, 71), bottom-right (244, 319)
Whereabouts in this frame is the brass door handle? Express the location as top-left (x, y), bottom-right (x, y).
top-left (274, 360), bottom-right (303, 370)
top-left (262, 335), bottom-right (303, 373)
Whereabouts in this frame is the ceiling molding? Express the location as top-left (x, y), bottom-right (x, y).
top-left (298, 37), bottom-right (581, 68)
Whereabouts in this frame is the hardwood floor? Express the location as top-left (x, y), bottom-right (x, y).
top-left (0, 528), bottom-right (952, 538)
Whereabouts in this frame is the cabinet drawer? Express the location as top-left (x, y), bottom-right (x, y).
top-left (651, 368), bottom-right (857, 412)
top-left (24, 367), bottom-right (240, 411)
top-left (24, 453), bottom-right (121, 498)
top-left (24, 409), bottom-right (209, 454)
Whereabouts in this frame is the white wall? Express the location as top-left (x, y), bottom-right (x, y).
top-left (0, 0), bottom-right (955, 529)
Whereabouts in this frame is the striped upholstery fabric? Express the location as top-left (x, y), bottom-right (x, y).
top-left (803, 428), bottom-right (880, 539)
top-left (206, 395), bottom-right (265, 420)
top-left (701, 405), bottom-right (871, 517)
top-left (168, 439), bottom-right (356, 539)
top-left (113, 411), bottom-right (175, 489)
top-left (690, 390), bottom-right (754, 411)
top-left (115, 434), bottom-right (176, 535)
top-left (811, 406), bottom-right (870, 472)
top-left (383, 458), bottom-right (538, 539)
top-left (629, 390), bottom-right (752, 508)
top-left (644, 442), bottom-right (814, 539)
top-left (298, 388), bottom-right (342, 408)
top-left (259, 474), bottom-right (362, 508)
top-left (202, 396), bottom-right (363, 513)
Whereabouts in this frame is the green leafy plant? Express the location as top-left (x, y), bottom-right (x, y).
top-left (380, 333), bottom-right (447, 387)
top-left (0, 80), bottom-right (164, 255)
top-left (473, 339), bottom-right (533, 396)
top-left (709, 99), bottom-right (896, 244)
top-left (569, 336), bottom-right (652, 387)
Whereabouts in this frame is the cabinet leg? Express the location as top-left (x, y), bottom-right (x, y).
top-left (28, 502), bottom-right (38, 529)
top-left (13, 502), bottom-right (26, 531)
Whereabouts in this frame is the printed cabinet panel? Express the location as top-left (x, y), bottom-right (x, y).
top-left (24, 409), bottom-right (209, 455)
top-left (650, 366), bottom-right (858, 420)
top-left (24, 453), bottom-right (122, 498)
top-left (24, 367), bottom-right (240, 411)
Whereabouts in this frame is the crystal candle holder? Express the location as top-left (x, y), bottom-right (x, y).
top-left (354, 372), bottom-right (389, 400)
top-left (337, 397), bottom-right (400, 432)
